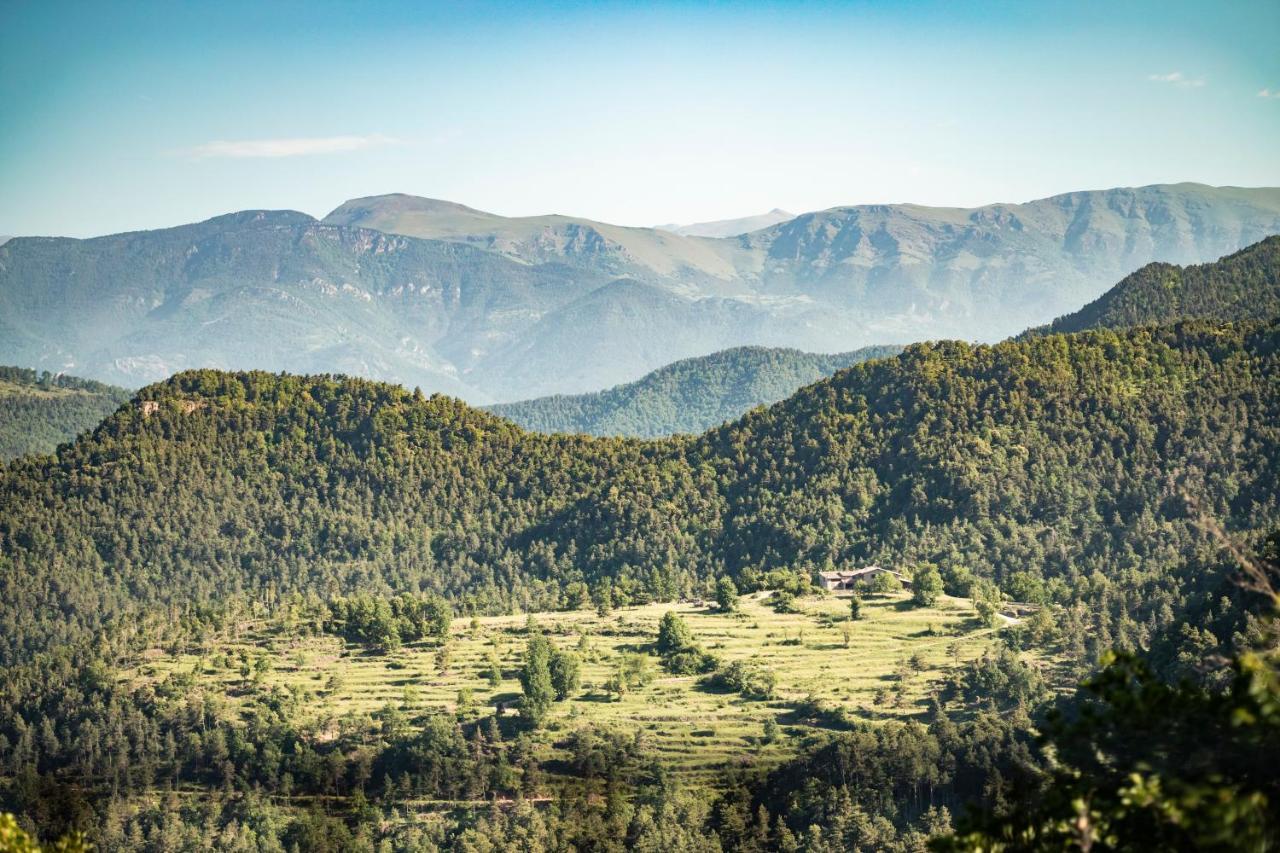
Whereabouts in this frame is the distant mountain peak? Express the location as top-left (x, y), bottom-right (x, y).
top-left (198, 209), bottom-right (317, 229)
top-left (657, 209), bottom-right (796, 238)
top-left (326, 194), bottom-right (494, 220)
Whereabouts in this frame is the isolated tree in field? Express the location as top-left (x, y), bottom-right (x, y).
top-left (715, 577), bottom-right (739, 612)
top-left (849, 592), bottom-right (863, 621)
top-left (975, 598), bottom-right (999, 628)
top-left (912, 565), bottom-right (944, 607)
top-left (519, 635), bottom-right (555, 725)
top-left (485, 651), bottom-right (502, 687)
top-left (763, 717), bottom-right (780, 744)
top-left (656, 611), bottom-right (694, 655)
top-left (594, 580), bottom-right (614, 617)
top-left (972, 578), bottom-right (1003, 627)
top-left (869, 570), bottom-right (901, 595)
top-left (655, 611), bottom-right (712, 673)
top-left (549, 649), bottom-right (581, 700)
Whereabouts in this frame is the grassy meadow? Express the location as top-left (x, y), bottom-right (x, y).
top-left (126, 590), bottom-right (1008, 795)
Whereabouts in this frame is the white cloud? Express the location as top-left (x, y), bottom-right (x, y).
top-left (184, 134), bottom-right (399, 159)
top-left (1260, 88), bottom-right (1279, 99)
top-left (1147, 71), bottom-right (1205, 88)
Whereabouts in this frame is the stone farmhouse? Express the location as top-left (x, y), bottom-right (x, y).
top-left (816, 566), bottom-right (911, 592)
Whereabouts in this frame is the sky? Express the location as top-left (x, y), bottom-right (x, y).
top-left (1, 0), bottom-right (1278, 238)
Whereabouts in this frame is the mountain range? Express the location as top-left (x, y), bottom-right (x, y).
top-left (2, 183), bottom-right (1278, 402)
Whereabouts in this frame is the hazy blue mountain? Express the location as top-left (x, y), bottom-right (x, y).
top-left (331, 184), bottom-right (1280, 345)
top-left (737, 183), bottom-right (1280, 341)
top-left (489, 344), bottom-right (902, 436)
top-left (655, 209), bottom-right (795, 238)
top-left (0, 211), bottom-right (610, 400)
top-left (1031, 235), bottom-right (1280, 336)
top-left (3, 184), bottom-right (1278, 403)
top-left (324, 194), bottom-right (745, 290)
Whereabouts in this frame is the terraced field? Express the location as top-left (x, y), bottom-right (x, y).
top-left (127, 590), bottom-right (1005, 790)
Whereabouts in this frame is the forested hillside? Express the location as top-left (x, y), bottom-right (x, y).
top-left (2, 320), bottom-right (1276, 668)
top-left (489, 344), bottom-right (902, 436)
top-left (1036, 234), bottom-right (1280, 335)
top-left (2, 320), bottom-right (1279, 849)
top-left (0, 367), bottom-right (130, 460)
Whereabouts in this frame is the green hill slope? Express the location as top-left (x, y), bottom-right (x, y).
top-left (490, 344), bottom-right (902, 436)
top-left (1, 320), bottom-right (1276, 667)
top-left (0, 366), bottom-right (130, 460)
top-left (1036, 234), bottom-right (1280, 335)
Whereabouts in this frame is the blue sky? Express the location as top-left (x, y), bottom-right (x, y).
top-left (2, 0), bottom-right (1277, 237)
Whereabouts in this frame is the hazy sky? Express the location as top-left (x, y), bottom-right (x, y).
top-left (2, 0), bottom-right (1278, 237)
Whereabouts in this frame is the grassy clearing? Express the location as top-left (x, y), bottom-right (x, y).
top-left (126, 590), bottom-right (1003, 788)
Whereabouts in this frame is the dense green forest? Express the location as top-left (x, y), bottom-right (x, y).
top-left (0, 367), bottom-right (131, 461)
top-left (489, 345), bottom-right (903, 437)
top-left (2, 320), bottom-right (1277, 668)
top-left (1034, 234), bottom-right (1280, 335)
top-left (3, 290), bottom-right (1280, 847)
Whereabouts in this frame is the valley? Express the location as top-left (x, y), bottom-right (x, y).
top-left (5, 2), bottom-right (1280, 848)
top-left (124, 590), bottom-right (1011, 794)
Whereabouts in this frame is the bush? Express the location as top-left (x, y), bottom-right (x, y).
top-left (704, 660), bottom-right (777, 700)
top-left (656, 611), bottom-right (695, 655)
top-left (869, 571), bottom-right (902, 595)
top-left (771, 590), bottom-right (799, 613)
top-left (655, 611), bottom-right (717, 674)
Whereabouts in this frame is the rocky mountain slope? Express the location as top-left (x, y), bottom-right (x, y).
top-left (2, 184), bottom-right (1277, 402)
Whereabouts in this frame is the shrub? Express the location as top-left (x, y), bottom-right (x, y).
top-left (869, 571), bottom-right (902, 595)
top-left (704, 660), bottom-right (777, 700)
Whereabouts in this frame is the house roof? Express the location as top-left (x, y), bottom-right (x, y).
top-left (817, 566), bottom-right (885, 580)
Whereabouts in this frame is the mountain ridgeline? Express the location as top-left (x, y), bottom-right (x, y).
top-left (2, 183), bottom-right (1278, 402)
top-left (489, 344), bottom-right (903, 436)
top-left (0, 366), bottom-right (130, 461)
top-left (1033, 234), bottom-right (1280, 335)
top-left (2, 318), bottom-right (1278, 668)
top-left (654, 208), bottom-right (795, 238)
